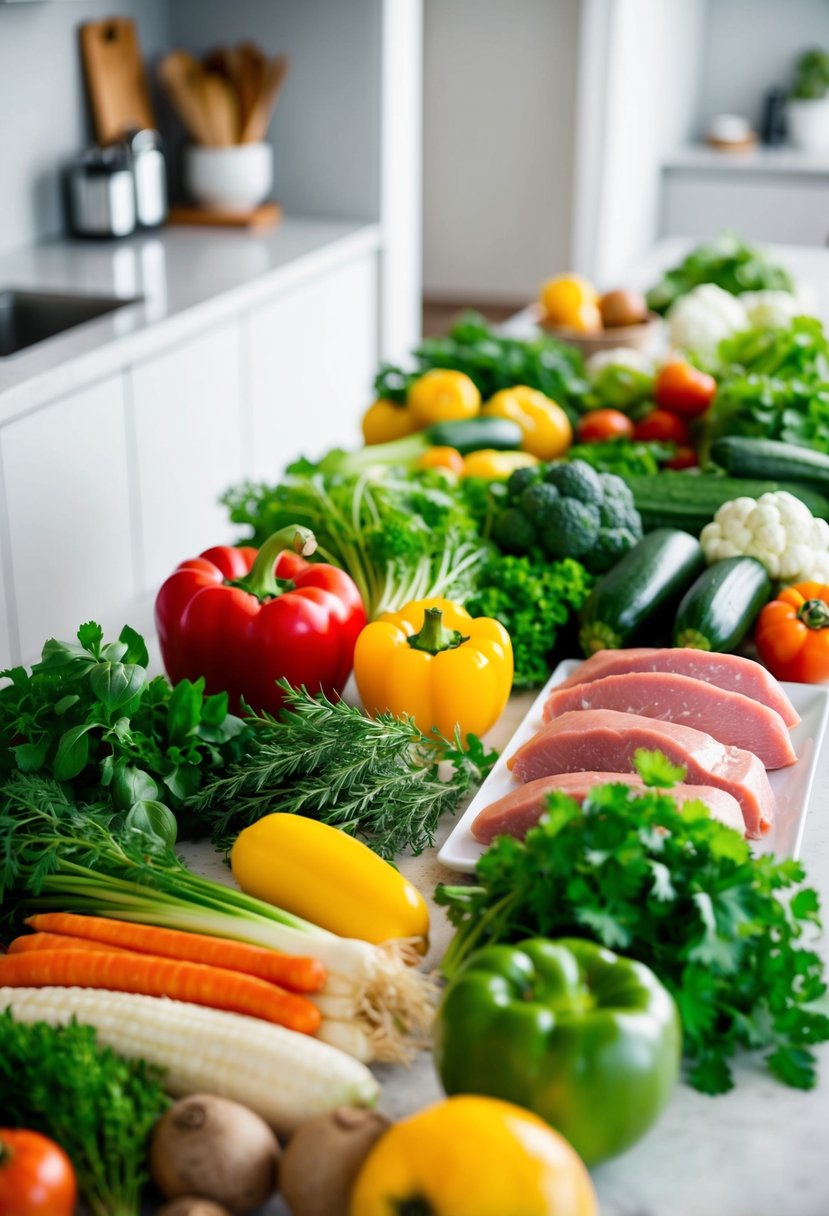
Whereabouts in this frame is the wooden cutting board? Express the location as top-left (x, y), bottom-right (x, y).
top-left (80, 17), bottom-right (155, 145)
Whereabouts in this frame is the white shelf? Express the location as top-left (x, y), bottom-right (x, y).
top-left (664, 144), bottom-right (829, 176)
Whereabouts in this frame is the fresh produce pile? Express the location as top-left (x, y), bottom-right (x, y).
top-left (5, 231), bottom-right (829, 1215)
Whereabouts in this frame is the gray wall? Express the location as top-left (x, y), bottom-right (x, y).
top-left (0, 0), bottom-right (168, 258)
top-left (698, 0), bottom-right (829, 135)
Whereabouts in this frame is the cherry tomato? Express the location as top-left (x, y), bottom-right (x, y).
top-left (654, 362), bottom-right (717, 419)
top-left (0, 1130), bottom-right (76, 1216)
top-left (634, 409), bottom-right (690, 445)
top-left (665, 445), bottom-right (699, 470)
top-left (577, 409), bottom-right (635, 443)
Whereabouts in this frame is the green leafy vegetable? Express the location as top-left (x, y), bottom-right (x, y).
top-left (0, 623), bottom-right (250, 840)
top-left (195, 682), bottom-right (497, 859)
top-left (436, 754), bottom-right (829, 1093)
top-left (374, 312), bottom-right (589, 422)
top-left (0, 1011), bottom-right (169, 1216)
top-left (565, 439), bottom-right (673, 478)
top-left (465, 554), bottom-right (592, 687)
top-left (791, 48), bottom-right (829, 100)
top-left (223, 467), bottom-right (490, 619)
top-left (646, 234), bottom-right (795, 315)
top-left (633, 748), bottom-right (686, 787)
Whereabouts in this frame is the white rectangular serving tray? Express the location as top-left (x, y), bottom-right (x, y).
top-left (438, 658), bottom-right (829, 873)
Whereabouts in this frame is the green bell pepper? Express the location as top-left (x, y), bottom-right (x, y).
top-left (433, 937), bottom-right (681, 1165)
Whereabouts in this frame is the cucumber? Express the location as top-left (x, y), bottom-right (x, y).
top-left (625, 472), bottom-right (829, 534)
top-left (426, 417), bottom-right (523, 453)
top-left (673, 557), bottom-right (772, 652)
top-left (711, 436), bottom-right (829, 490)
top-left (579, 528), bottom-right (706, 656)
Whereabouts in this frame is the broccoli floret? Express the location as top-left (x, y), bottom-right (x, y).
top-left (598, 472), bottom-right (634, 504)
top-left (507, 464), bottom-right (542, 502)
top-left (544, 459), bottom-right (604, 505)
top-left (590, 526), bottom-right (639, 572)
top-left (519, 482), bottom-right (560, 527)
top-left (540, 499), bottom-right (601, 558)
top-left (492, 507), bottom-right (539, 554)
top-left (599, 497), bottom-right (642, 535)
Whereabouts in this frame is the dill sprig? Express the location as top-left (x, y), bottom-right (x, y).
top-left (194, 682), bottom-right (498, 859)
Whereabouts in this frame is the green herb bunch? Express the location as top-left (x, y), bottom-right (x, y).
top-left (646, 233), bottom-right (795, 315)
top-left (196, 682), bottom-right (498, 859)
top-left (0, 1010), bottom-right (169, 1216)
top-left (0, 621), bottom-right (250, 843)
top-left (437, 752), bottom-right (829, 1094)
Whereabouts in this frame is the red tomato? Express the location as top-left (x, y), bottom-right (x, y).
top-left (577, 409), bottom-right (635, 443)
top-left (634, 409), bottom-right (690, 444)
top-left (0, 1130), bottom-right (76, 1216)
top-left (665, 445), bottom-right (699, 470)
top-left (654, 362), bottom-right (717, 418)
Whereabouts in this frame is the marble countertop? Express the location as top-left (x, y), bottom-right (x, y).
top-left (0, 217), bottom-right (381, 423)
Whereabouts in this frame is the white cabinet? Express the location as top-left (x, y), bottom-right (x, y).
top-left (128, 322), bottom-right (244, 593)
top-left (1, 375), bottom-right (135, 663)
top-left (246, 254), bottom-right (379, 479)
top-left (662, 170), bottom-right (829, 246)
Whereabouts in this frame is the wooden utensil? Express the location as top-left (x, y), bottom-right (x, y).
top-left (80, 17), bottom-right (155, 145)
top-left (240, 54), bottom-right (289, 143)
top-left (201, 72), bottom-right (239, 146)
top-left (158, 51), bottom-right (213, 145)
top-left (235, 42), bottom-right (268, 133)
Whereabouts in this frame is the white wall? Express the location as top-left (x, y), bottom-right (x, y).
top-left (698, 0), bottom-right (829, 134)
top-left (0, 0), bottom-right (168, 258)
top-left (421, 0), bottom-right (580, 304)
top-left (588, 0), bottom-right (707, 286)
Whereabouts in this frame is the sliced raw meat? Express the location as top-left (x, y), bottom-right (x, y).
top-left (507, 709), bottom-right (775, 837)
top-left (551, 648), bottom-right (799, 728)
top-left (543, 672), bottom-right (796, 770)
top-left (472, 771), bottom-right (746, 843)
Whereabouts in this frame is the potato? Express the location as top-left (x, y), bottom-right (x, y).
top-left (599, 289), bottom-right (649, 328)
top-left (157, 1200), bottom-right (232, 1216)
top-left (280, 1107), bottom-right (391, 1216)
top-left (150, 1094), bottom-right (281, 1216)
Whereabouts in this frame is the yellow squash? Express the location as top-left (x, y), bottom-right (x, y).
top-left (354, 597), bottom-right (513, 740)
top-left (230, 814), bottom-right (429, 948)
top-left (349, 1095), bottom-right (599, 1216)
top-left (362, 398), bottom-right (421, 445)
top-left (407, 369), bottom-right (481, 425)
top-left (481, 386), bottom-right (573, 460)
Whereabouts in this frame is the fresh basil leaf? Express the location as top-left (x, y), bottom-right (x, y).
top-left (100, 641), bottom-right (128, 663)
top-left (100, 754), bottom-right (115, 787)
top-left (35, 637), bottom-right (97, 675)
top-left (119, 624), bottom-right (150, 668)
top-left (163, 765), bottom-right (201, 802)
top-left (89, 663), bottom-right (147, 714)
top-left (201, 690), bottom-right (230, 727)
top-left (0, 666), bottom-right (28, 687)
top-left (125, 799), bottom-right (177, 848)
top-left (167, 679), bottom-right (201, 744)
top-left (54, 694), bottom-right (80, 715)
top-left (11, 737), bottom-right (49, 773)
top-left (53, 723), bottom-right (94, 780)
top-left (198, 713), bottom-right (247, 744)
top-left (112, 763), bottom-right (159, 810)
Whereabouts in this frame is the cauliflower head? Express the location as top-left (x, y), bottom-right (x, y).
top-left (700, 491), bottom-right (829, 582)
top-left (667, 283), bottom-right (748, 358)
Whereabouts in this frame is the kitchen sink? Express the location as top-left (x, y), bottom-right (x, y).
top-left (0, 289), bottom-right (142, 357)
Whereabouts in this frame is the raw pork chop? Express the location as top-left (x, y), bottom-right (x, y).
top-left (551, 648), bottom-right (799, 728)
top-left (543, 672), bottom-right (796, 769)
top-left (472, 771), bottom-right (746, 843)
top-left (507, 709), bottom-right (774, 836)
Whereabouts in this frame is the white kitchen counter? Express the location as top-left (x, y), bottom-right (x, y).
top-left (0, 217), bottom-right (381, 423)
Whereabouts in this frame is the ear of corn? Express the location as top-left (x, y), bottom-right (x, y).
top-left (0, 986), bottom-right (380, 1134)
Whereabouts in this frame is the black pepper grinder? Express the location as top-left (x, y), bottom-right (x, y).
top-left (761, 87), bottom-right (788, 145)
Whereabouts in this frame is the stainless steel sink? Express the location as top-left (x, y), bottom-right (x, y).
top-left (0, 289), bottom-right (142, 357)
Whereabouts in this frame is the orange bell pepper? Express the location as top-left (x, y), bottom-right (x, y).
top-left (755, 581), bottom-right (829, 684)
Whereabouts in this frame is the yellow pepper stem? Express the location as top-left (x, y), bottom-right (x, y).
top-left (406, 608), bottom-right (469, 655)
top-left (395, 1198), bottom-right (435, 1216)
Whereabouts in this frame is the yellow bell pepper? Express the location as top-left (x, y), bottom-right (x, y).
top-left (230, 813), bottom-right (430, 948)
top-left (349, 1095), bottom-right (599, 1216)
top-left (461, 448), bottom-right (538, 479)
top-left (481, 386), bottom-right (573, 459)
top-left (354, 597), bottom-right (513, 740)
top-left (362, 398), bottom-right (421, 445)
top-left (407, 369), bottom-right (481, 426)
top-left (415, 445), bottom-right (465, 475)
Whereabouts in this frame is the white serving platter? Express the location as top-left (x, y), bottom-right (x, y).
top-left (437, 658), bottom-right (829, 873)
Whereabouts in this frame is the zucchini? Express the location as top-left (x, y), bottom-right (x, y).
top-left (579, 528), bottom-right (706, 655)
top-left (625, 472), bottom-right (829, 534)
top-left (673, 557), bottom-right (772, 652)
top-left (426, 417), bottom-right (522, 453)
top-left (711, 436), bottom-right (829, 490)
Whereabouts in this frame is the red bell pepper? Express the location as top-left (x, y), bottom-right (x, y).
top-left (155, 526), bottom-right (366, 715)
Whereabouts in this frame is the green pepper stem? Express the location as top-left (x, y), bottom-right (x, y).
top-left (798, 598), bottom-right (829, 630)
top-left (395, 1199), bottom-right (435, 1216)
top-left (406, 608), bottom-right (468, 655)
top-left (232, 526), bottom-right (317, 600)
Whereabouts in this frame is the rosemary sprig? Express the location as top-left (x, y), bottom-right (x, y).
top-left (193, 683), bottom-right (498, 859)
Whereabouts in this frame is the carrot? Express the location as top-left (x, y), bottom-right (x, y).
top-left (0, 948), bottom-right (322, 1036)
top-left (8, 932), bottom-right (128, 956)
top-left (24, 912), bottom-right (326, 993)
